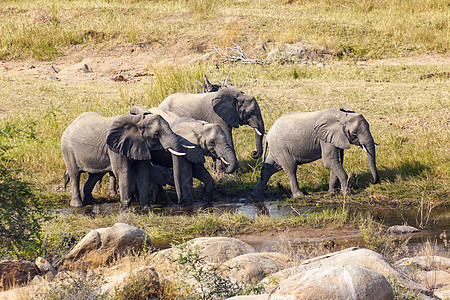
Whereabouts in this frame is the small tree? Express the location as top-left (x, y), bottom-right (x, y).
top-left (0, 165), bottom-right (49, 259)
top-left (0, 121), bottom-right (49, 259)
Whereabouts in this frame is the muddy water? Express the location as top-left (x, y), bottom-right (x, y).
top-left (62, 197), bottom-right (449, 252)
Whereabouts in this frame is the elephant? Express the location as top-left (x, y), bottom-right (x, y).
top-left (252, 107), bottom-right (379, 199)
top-left (158, 86), bottom-right (265, 165)
top-left (61, 112), bottom-right (190, 209)
top-left (194, 75), bottom-right (222, 93)
top-left (146, 164), bottom-right (175, 204)
top-left (132, 106), bottom-right (238, 203)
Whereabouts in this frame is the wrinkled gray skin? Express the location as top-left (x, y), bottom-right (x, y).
top-left (159, 86), bottom-right (265, 164)
top-left (148, 164), bottom-right (174, 204)
top-left (61, 112), bottom-right (186, 209)
top-left (139, 107), bottom-right (238, 203)
top-left (252, 108), bottom-right (379, 198)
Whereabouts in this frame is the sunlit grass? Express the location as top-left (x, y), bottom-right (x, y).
top-left (0, 0), bottom-right (447, 60)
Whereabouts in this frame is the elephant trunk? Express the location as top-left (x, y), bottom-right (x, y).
top-left (217, 146), bottom-right (238, 174)
top-left (362, 139), bottom-right (379, 184)
top-left (250, 122), bottom-right (265, 159)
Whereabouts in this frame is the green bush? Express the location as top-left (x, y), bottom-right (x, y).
top-left (0, 122), bottom-right (50, 260)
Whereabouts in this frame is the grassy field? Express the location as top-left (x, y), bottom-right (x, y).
top-left (0, 0), bottom-right (448, 255)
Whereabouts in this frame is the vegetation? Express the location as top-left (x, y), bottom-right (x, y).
top-left (0, 0), bottom-right (447, 60)
top-left (0, 0), bottom-right (447, 287)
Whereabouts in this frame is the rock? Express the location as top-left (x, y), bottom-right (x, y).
top-left (387, 225), bottom-right (421, 234)
top-left (394, 255), bottom-right (450, 271)
top-left (261, 247), bottom-right (431, 297)
top-left (35, 257), bottom-right (56, 276)
top-left (0, 260), bottom-right (39, 291)
top-left (223, 253), bottom-right (289, 284)
top-left (98, 266), bottom-right (160, 296)
top-left (61, 223), bottom-right (150, 269)
top-left (394, 256), bottom-right (450, 300)
top-left (226, 295), bottom-right (269, 300)
top-left (189, 237), bottom-right (256, 264)
top-left (269, 266), bottom-right (394, 300)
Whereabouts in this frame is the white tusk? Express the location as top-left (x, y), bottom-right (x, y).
top-left (254, 128), bottom-right (263, 136)
top-left (220, 157), bottom-right (230, 165)
top-left (182, 144), bottom-right (196, 149)
top-left (168, 148), bottom-right (186, 156)
top-left (362, 145), bottom-right (367, 153)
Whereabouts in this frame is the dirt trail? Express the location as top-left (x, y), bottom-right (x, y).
top-left (1, 44), bottom-right (448, 87)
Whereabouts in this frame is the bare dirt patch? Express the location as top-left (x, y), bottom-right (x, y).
top-left (237, 226), bottom-right (361, 252)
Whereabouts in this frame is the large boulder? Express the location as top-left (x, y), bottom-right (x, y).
top-left (223, 252), bottom-right (290, 284)
top-left (0, 260), bottom-right (39, 291)
top-left (188, 237), bottom-right (256, 264)
top-left (98, 265), bottom-right (160, 296)
top-left (61, 223), bottom-right (150, 269)
top-left (261, 247), bottom-right (431, 297)
top-left (395, 256), bottom-right (450, 300)
top-left (268, 266), bottom-right (394, 300)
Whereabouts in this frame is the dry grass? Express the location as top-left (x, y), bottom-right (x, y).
top-left (0, 0), bottom-right (447, 60)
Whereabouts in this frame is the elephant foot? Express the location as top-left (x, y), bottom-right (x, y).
top-left (329, 189), bottom-right (339, 196)
top-left (70, 198), bottom-right (83, 207)
top-left (341, 188), bottom-right (352, 196)
top-left (120, 201), bottom-right (131, 211)
top-left (250, 191), bottom-right (265, 200)
top-left (291, 191), bottom-right (304, 198)
top-left (108, 191), bottom-right (118, 198)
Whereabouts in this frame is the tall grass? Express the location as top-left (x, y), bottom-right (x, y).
top-left (0, 0), bottom-right (447, 60)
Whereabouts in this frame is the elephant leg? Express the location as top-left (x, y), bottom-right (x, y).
top-left (110, 153), bottom-right (134, 209)
top-left (252, 154), bottom-right (282, 199)
top-left (322, 146), bottom-right (349, 195)
top-left (68, 171), bottom-right (83, 207)
top-left (193, 164), bottom-right (215, 202)
top-left (172, 156), bottom-right (194, 205)
top-left (107, 172), bottom-right (117, 198)
top-left (328, 149), bottom-right (344, 194)
top-left (281, 159), bottom-right (304, 198)
top-left (82, 173), bottom-right (104, 204)
top-left (134, 162), bottom-right (151, 208)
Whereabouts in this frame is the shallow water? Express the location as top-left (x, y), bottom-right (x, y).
top-left (62, 196), bottom-right (449, 252)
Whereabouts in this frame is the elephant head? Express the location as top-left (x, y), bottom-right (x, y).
top-left (211, 87), bottom-right (265, 159)
top-left (171, 119), bottom-right (238, 174)
top-left (314, 107), bottom-right (379, 184)
top-left (106, 113), bottom-right (186, 160)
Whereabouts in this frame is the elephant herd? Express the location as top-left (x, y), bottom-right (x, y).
top-left (61, 78), bottom-right (379, 209)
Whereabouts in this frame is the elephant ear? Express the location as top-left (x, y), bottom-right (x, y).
top-left (107, 114), bottom-right (152, 160)
top-left (314, 114), bottom-right (351, 149)
top-left (211, 89), bottom-right (240, 128)
top-left (130, 106), bottom-right (151, 116)
top-left (340, 106), bottom-right (355, 113)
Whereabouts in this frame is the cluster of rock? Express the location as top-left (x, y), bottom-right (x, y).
top-left (0, 223), bottom-right (448, 299)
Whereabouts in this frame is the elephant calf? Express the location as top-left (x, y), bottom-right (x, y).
top-left (252, 107), bottom-right (379, 199)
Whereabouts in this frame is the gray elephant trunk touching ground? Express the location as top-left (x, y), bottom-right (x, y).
top-left (363, 139), bottom-right (379, 184)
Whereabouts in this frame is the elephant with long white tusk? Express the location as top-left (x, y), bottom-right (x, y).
top-left (252, 107), bottom-right (379, 199)
top-left (131, 106), bottom-right (239, 204)
top-left (61, 111), bottom-right (187, 209)
top-left (159, 86), bottom-right (265, 171)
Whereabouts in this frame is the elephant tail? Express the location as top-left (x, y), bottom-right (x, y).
top-left (64, 171), bottom-right (70, 190)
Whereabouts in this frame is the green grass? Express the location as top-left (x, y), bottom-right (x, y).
top-left (0, 0), bottom-right (447, 60)
top-left (0, 62), bottom-right (448, 207)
